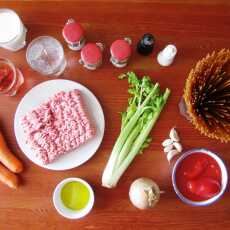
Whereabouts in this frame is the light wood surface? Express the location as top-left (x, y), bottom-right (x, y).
top-left (0, 1), bottom-right (229, 230)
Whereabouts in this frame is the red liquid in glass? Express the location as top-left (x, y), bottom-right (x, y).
top-left (175, 152), bottom-right (221, 201)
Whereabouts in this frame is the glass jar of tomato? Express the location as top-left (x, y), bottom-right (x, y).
top-left (0, 57), bottom-right (24, 96)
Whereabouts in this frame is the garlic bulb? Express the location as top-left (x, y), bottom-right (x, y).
top-left (129, 178), bottom-right (160, 210)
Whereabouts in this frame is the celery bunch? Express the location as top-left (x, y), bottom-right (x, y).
top-left (102, 72), bottom-right (170, 188)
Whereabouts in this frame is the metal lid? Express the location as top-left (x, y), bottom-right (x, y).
top-left (110, 39), bottom-right (131, 61)
top-left (62, 19), bottom-right (84, 43)
top-left (81, 43), bottom-right (102, 65)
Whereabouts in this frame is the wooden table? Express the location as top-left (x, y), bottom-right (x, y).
top-left (0, 1), bottom-right (229, 229)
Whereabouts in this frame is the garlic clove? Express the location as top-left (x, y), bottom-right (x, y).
top-left (167, 149), bottom-right (179, 162)
top-left (162, 139), bottom-right (173, 147)
top-left (173, 142), bottom-right (183, 152)
top-left (163, 144), bottom-right (174, 153)
top-left (169, 127), bottom-right (180, 142)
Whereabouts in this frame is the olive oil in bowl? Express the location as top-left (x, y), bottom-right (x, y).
top-left (61, 181), bottom-right (90, 211)
top-left (53, 178), bottom-right (94, 219)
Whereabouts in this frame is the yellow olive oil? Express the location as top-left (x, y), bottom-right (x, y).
top-left (61, 181), bottom-right (90, 211)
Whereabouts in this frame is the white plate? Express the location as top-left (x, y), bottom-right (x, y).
top-left (14, 79), bottom-right (105, 170)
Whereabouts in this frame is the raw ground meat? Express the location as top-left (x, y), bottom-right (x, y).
top-left (20, 89), bottom-right (95, 164)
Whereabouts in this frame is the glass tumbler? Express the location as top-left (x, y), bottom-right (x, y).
top-left (0, 57), bottom-right (24, 96)
top-left (0, 8), bottom-right (27, 51)
top-left (26, 36), bottom-right (66, 76)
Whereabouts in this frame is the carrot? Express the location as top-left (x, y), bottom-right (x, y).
top-left (0, 130), bottom-right (23, 173)
top-left (0, 164), bottom-right (18, 189)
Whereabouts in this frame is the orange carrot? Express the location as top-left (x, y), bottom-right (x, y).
top-left (0, 164), bottom-right (18, 189)
top-left (0, 130), bottom-right (23, 173)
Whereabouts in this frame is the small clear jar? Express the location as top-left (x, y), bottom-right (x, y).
top-left (0, 57), bottom-right (24, 96)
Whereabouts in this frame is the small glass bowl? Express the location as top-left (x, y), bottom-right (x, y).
top-left (172, 148), bottom-right (228, 206)
top-left (0, 57), bottom-right (24, 96)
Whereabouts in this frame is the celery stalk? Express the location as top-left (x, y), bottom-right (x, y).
top-left (102, 84), bottom-right (159, 180)
top-left (105, 89), bottom-right (170, 188)
top-left (102, 72), bottom-right (170, 188)
top-left (116, 124), bottom-right (141, 168)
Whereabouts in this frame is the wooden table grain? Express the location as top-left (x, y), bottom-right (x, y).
top-left (0, 1), bottom-right (229, 230)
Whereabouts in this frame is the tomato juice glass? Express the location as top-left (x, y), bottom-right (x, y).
top-left (172, 148), bottom-right (228, 206)
top-left (0, 57), bottom-right (24, 96)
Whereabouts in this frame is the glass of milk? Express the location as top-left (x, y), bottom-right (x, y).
top-left (26, 36), bottom-right (67, 76)
top-left (0, 8), bottom-right (27, 51)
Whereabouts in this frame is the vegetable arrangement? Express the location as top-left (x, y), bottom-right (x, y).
top-left (102, 72), bottom-right (170, 188)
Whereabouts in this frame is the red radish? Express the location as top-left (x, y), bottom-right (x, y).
top-left (187, 177), bottom-right (221, 199)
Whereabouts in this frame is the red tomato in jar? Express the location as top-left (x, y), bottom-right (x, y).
top-left (187, 177), bottom-right (221, 199)
top-left (183, 158), bottom-right (209, 179)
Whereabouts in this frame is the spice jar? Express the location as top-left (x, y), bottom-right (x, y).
top-left (110, 38), bottom-right (132, 68)
top-left (157, 44), bottom-right (177, 67)
top-left (137, 33), bottom-right (155, 56)
top-left (62, 19), bottom-right (86, 51)
top-left (79, 43), bottom-right (104, 70)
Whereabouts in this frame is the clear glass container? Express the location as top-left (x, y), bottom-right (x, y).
top-left (26, 36), bottom-right (66, 76)
top-left (0, 57), bottom-right (24, 96)
top-left (0, 8), bottom-right (27, 51)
